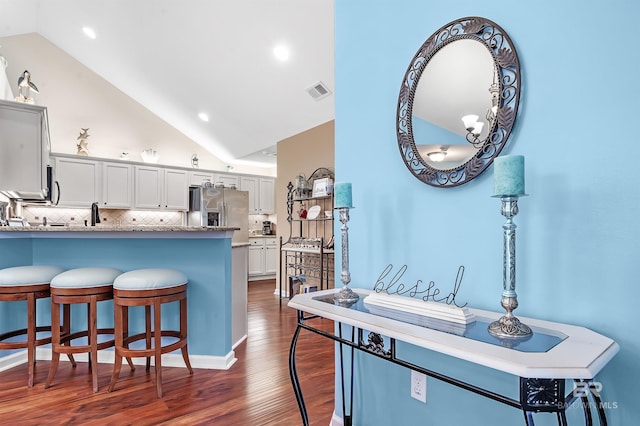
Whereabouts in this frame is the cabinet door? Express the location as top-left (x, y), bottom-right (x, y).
top-left (189, 171), bottom-right (214, 186)
top-left (164, 168), bottom-right (188, 210)
top-left (240, 176), bottom-right (259, 213)
top-left (102, 162), bottom-right (132, 208)
top-left (214, 173), bottom-right (239, 188)
top-left (54, 157), bottom-right (100, 207)
top-left (134, 166), bottom-right (162, 209)
top-left (259, 178), bottom-right (275, 214)
top-left (264, 244), bottom-right (278, 275)
top-left (248, 245), bottom-right (265, 276)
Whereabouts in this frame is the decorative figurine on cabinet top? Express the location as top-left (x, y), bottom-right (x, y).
top-left (15, 70), bottom-right (39, 104)
top-left (77, 128), bottom-right (90, 156)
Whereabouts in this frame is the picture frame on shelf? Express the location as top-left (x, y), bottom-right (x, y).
top-left (312, 177), bottom-right (332, 198)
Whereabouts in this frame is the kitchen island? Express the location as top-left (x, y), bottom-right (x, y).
top-left (0, 226), bottom-right (246, 370)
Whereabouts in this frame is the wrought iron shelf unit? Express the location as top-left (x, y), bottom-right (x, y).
top-left (279, 168), bottom-right (335, 304)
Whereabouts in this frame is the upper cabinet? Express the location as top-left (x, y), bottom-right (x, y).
top-left (0, 100), bottom-right (50, 200)
top-left (214, 173), bottom-right (239, 188)
top-left (134, 166), bottom-right (188, 210)
top-left (241, 176), bottom-right (275, 214)
top-left (102, 162), bottom-right (133, 208)
top-left (164, 168), bottom-right (189, 210)
top-left (54, 156), bottom-right (101, 207)
top-left (189, 171), bottom-right (214, 186)
top-left (51, 153), bottom-right (268, 213)
top-left (134, 166), bottom-right (163, 209)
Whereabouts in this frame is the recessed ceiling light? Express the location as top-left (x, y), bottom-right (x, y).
top-left (198, 112), bottom-right (209, 122)
top-left (82, 27), bottom-right (96, 39)
top-left (273, 45), bottom-right (290, 61)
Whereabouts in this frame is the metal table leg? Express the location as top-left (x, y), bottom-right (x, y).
top-left (289, 318), bottom-right (309, 426)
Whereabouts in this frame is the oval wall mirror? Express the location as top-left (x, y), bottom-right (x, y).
top-left (396, 17), bottom-right (521, 187)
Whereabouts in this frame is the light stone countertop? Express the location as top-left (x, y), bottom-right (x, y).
top-left (0, 225), bottom-right (240, 232)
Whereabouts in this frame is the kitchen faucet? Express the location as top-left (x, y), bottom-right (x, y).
top-left (91, 202), bottom-right (100, 226)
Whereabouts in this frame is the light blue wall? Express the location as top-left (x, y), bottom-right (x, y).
top-left (335, 1), bottom-right (639, 424)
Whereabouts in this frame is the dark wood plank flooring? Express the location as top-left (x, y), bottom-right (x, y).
top-left (0, 280), bottom-right (335, 425)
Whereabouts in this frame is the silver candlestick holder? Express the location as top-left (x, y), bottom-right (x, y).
top-left (488, 196), bottom-right (532, 338)
top-left (334, 207), bottom-right (359, 304)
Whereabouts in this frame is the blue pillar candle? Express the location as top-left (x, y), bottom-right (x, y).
top-left (334, 182), bottom-right (353, 208)
top-left (494, 155), bottom-right (525, 196)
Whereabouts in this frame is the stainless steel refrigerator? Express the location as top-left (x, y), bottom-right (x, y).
top-left (187, 185), bottom-right (249, 244)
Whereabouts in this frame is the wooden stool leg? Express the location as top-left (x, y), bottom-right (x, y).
top-left (62, 304), bottom-right (76, 367)
top-left (89, 296), bottom-right (99, 393)
top-left (27, 293), bottom-right (36, 388)
top-left (45, 299), bottom-right (61, 389)
top-left (123, 306), bottom-right (135, 370)
top-left (154, 300), bottom-right (162, 398)
top-left (109, 301), bottom-right (124, 392)
top-left (180, 296), bottom-right (193, 374)
top-left (145, 305), bottom-right (152, 371)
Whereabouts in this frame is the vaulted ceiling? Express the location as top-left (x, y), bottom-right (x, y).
top-left (0, 0), bottom-right (335, 168)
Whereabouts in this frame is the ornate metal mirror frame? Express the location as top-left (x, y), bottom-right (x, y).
top-left (396, 17), bottom-right (521, 187)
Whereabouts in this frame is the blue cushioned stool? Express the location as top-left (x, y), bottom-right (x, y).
top-left (0, 265), bottom-right (66, 387)
top-left (44, 267), bottom-right (130, 392)
top-left (108, 268), bottom-right (193, 398)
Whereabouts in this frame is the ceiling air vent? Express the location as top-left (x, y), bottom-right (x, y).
top-left (305, 81), bottom-right (332, 101)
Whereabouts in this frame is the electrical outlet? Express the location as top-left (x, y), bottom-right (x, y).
top-left (411, 371), bottom-right (427, 403)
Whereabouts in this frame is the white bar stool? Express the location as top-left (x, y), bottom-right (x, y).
top-left (108, 268), bottom-right (193, 398)
top-left (0, 265), bottom-right (66, 387)
top-left (44, 267), bottom-right (126, 392)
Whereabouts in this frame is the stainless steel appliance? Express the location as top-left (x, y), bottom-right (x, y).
top-left (188, 185), bottom-right (249, 244)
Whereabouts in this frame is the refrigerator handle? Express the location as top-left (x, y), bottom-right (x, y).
top-left (222, 202), bottom-right (228, 226)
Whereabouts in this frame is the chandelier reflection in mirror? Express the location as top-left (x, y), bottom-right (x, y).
top-left (462, 79), bottom-right (500, 148)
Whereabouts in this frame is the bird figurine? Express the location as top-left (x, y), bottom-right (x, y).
top-left (16, 70), bottom-right (39, 103)
top-left (77, 128), bottom-right (90, 156)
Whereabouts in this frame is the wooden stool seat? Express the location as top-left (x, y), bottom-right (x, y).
top-left (0, 265), bottom-right (65, 387)
top-left (109, 268), bottom-right (193, 398)
top-left (44, 267), bottom-right (126, 393)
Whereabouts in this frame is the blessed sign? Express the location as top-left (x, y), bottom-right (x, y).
top-left (373, 264), bottom-right (468, 308)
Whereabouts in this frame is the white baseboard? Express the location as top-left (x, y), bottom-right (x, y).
top-left (0, 349), bottom-right (237, 372)
top-left (0, 351), bottom-right (28, 372)
top-left (232, 334), bottom-right (247, 350)
top-left (248, 274), bottom-right (276, 282)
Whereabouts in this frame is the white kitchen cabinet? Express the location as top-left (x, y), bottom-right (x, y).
top-left (102, 162), bottom-right (132, 208)
top-left (264, 240), bottom-right (278, 274)
top-left (54, 157), bottom-right (101, 208)
top-left (214, 173), bottom-right (239, 188)
top-left (134, 166), bottom-right (163, 209)
top-left (134, 166), bottom-right (188, 210)
top-left (241, 176), bottom-right (275, 214)
top-left (189, 171), bottom-right (214, 186)
top-left (259, 178), bottom-right (275, 214)
top-left (241, 177), bottom-right (258, 213)
top-left (248, 241), bottom-right (265, 276)
top-left (164, 168), bottom-right (188, 210)
top-left (248, 237), bottom-right (278, 279)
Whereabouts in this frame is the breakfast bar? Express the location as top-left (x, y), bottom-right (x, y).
top-left (0, 225), bottom-right (244, 370)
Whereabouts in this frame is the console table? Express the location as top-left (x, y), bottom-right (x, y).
top-left (288, 289), bottom-right (619, 426)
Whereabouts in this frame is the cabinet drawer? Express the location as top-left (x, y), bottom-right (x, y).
top-left (249, 238), bottom-right (264, 246)
top-left (264, 238), bottom-right (278, 246)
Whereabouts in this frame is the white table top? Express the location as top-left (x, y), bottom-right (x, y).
top-left (288, 288), bottom-right (619, 379)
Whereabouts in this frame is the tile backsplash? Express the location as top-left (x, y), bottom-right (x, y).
top-left (23, 206), bottom-right (184, 227)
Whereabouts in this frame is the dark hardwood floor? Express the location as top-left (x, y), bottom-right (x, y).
top-left (0, 280), bottom-right (335, 425)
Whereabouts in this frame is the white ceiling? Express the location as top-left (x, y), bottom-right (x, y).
top-left (0, 0), bottom-right (335, 168)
